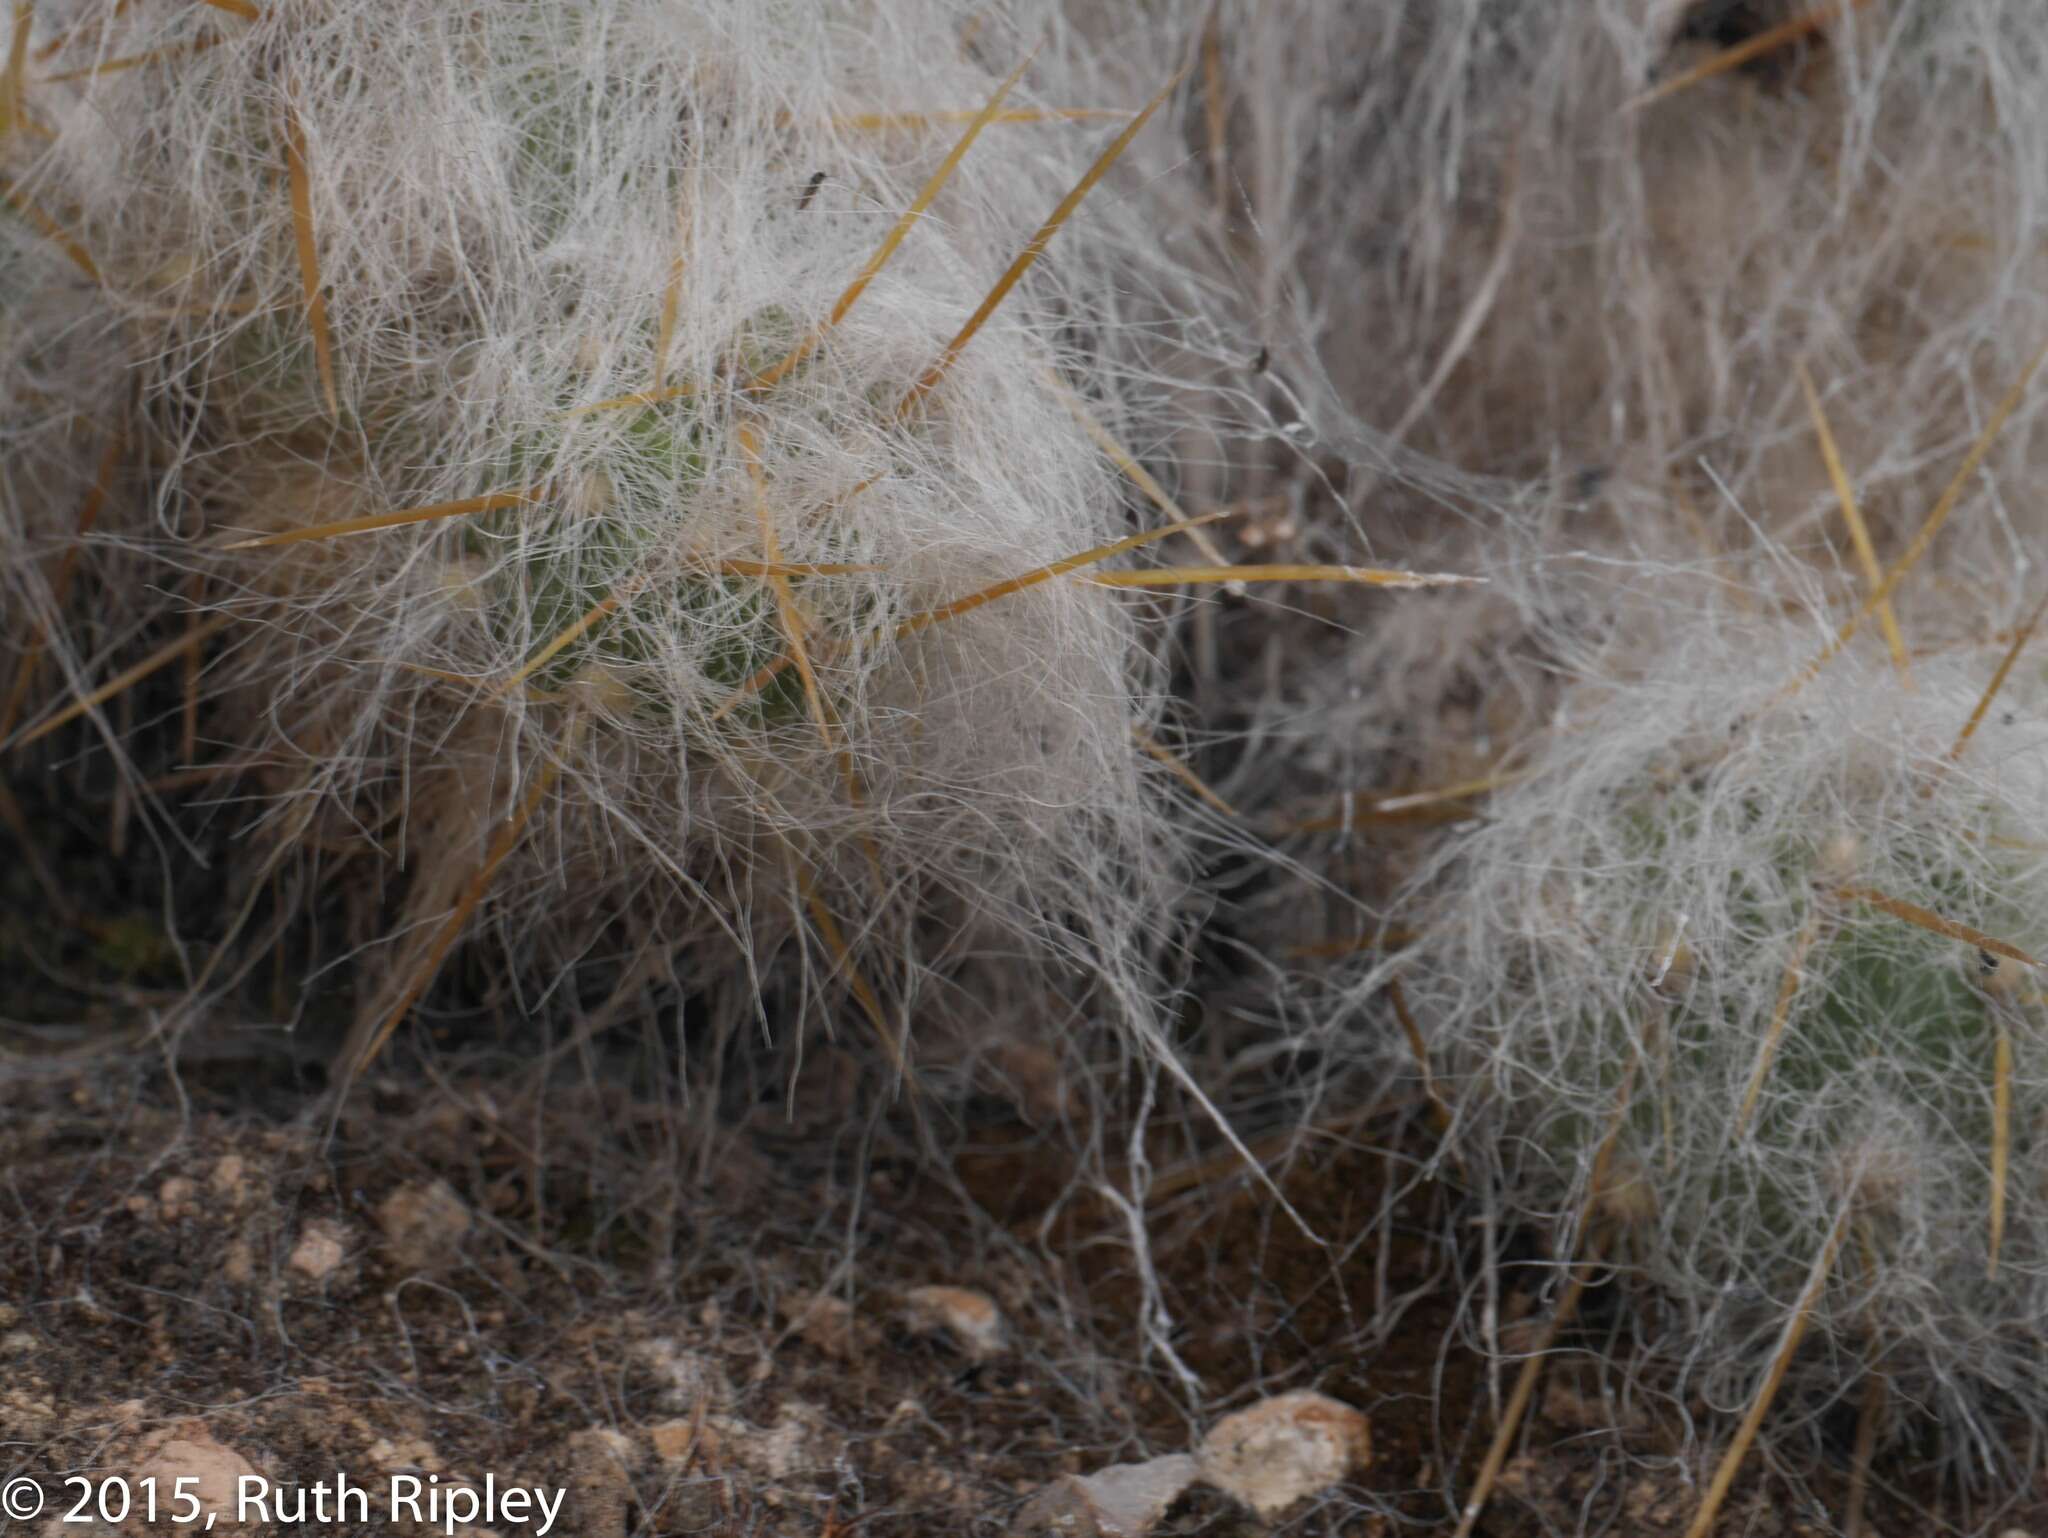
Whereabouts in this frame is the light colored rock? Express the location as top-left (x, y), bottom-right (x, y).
top-left (631, 1338), bottom-right (733, 1412)
top-left (375, 1180), bottom-right (473, 1271)
top-left (220, 1239), bottom-right (255, 1287)
top-left (901, 1285), bottom-right (1006, 1361)
top-left (128, 1421), bottom-right (261, 1531)
top-left (759, 1404), bottom-right (828, 1481)
top-left (209, 1155), bottom-right (250, 1206)
top-left (711, 1403), bottom-right (831, 1482)
top-left (1014, 1455), bottom-right (1198, 1537)
top-left (1, 1386), bottom-right (55, 1435)
top-left (287, 1219), bottom-right (348, 1281)
top-left (885, 1398), bottom-right (926, 1428)
top-left (778, 1290), bottom-right (859, 1359)
top-left (1195, 1390), bottom-right (1371, 1516)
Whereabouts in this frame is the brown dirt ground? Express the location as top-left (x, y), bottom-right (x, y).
top-left (7, 1032), bottom-right (2040, 1538)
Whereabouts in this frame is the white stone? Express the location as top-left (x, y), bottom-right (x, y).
top-left (1195, 1390), bottom-right (1371, 1516)
top-left (287, 1220), bottom-right (348, 1280)
top-left (1020, 1455), bottom-right (1199, 1537)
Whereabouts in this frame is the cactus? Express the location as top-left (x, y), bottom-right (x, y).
top-left (6, 0), bottom-right (1219, 1072)
top-left (1364, 608), bottom-right (2048, 1475)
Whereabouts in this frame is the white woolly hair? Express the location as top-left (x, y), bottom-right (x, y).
top-left (1174, 0), bottom-right (2048, 512)
top-left (1065, 0), bottom-right (2048, 1489)
top-left (1059, 0), bottom-right (2048, 838)
top-left (1340, 598), bottom-right (2048, 1479)
top-left (8, 0), bottom-right (1234, 1055)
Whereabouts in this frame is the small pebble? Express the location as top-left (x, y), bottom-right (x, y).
top-left (1013, 1455), bottom-right (1197, 1536)
top-left (901, 1285), bottom-right (1006, 1361)
top-left (1196, 1390), bottom-right (1371, 1516)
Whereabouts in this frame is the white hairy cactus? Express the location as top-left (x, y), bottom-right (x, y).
top-left (1105, 0), bottom-right (2048, 1495)
top-left (1073, 0), bottom-right (2048, 848)
top-left (1358, 601), bottom-right (2048, 1476)
top-left (5, 0), bottom-right (1239, 1067)
top-left (1174, 0), bottom-right (2048, 506)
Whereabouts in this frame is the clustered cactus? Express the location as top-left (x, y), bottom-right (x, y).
top-left (1182, 0), bottom-right (2048, 1504)
top-left (3, 0), bottom-right (1240, 1074)
top-left (1358, 611), bottom-right (2048, 1468)
top-left (21, 0), bottom-right (2048, 1515)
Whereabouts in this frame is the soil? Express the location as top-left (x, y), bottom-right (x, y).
top-left (8, 1026), bottom-right (2038, 1537)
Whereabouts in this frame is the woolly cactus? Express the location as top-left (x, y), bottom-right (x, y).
top-left (1364, 606), bottom-right (2048, 1473)
top-left (1125, 0), bottom-right (2048, 1501)
top-left (5, 0), bottom-right (1240, 1069)
top-left (1087, 0), bottom-right (2048, 891)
